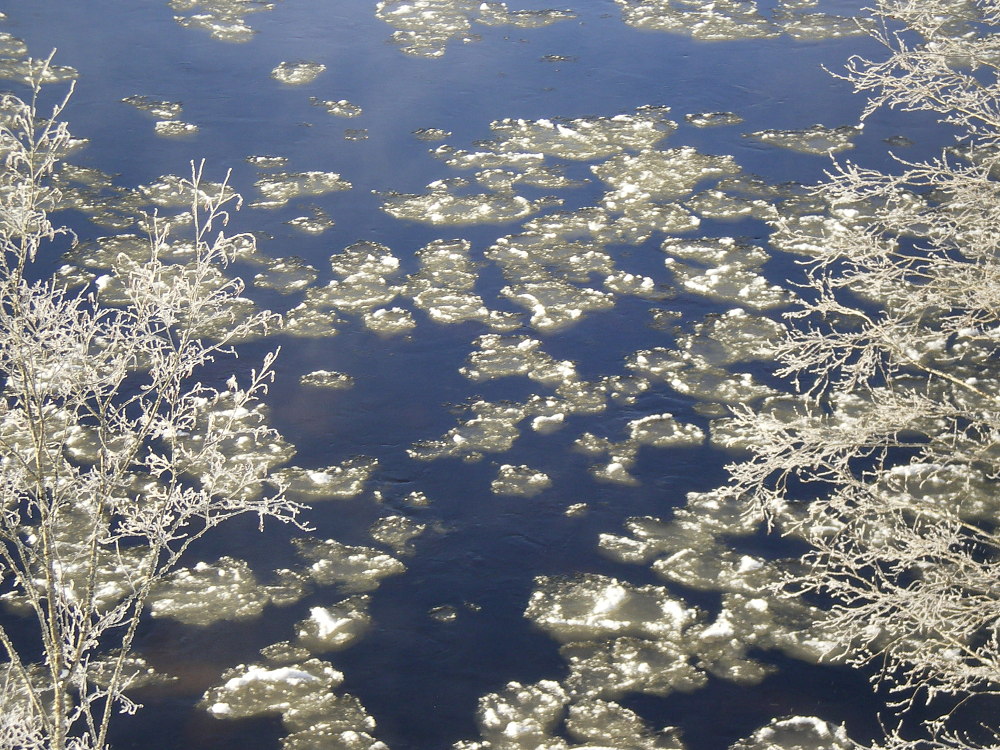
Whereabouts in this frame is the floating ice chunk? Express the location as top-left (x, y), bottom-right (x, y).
top-left (526, 573), bottom-right (696, 643)
top-left (744, 124), bottom-right (862, 155)
top-left (254, 256), bottom-right (318, 292)
top-left (282, 302), bottom-right (343, 337)
top-left (149, 557), bottom-right (271, 625)
top-left (376, 0), bottom-right (478, 57)
top-left (615, 0), bottom-right (776, 40)
top-left (566, 698), bottom-right (682, 749)
top-left (603, 271), bottom-right (658, 297)
top-left (294, 538), bottom-right (405, 592)
top-left (488, 106), bottom-right (676, 161)
top-left (0, 58), bottom-right (78, 85)
top-left (432, 145), bottom-right (547, 171)
top-left (202, 659), bottom-right (343, 718)
top-left (404, 490), bottom-right (432, 507)
top-left (376, 0), bottom-right (572, 57)
top-left (363, 307), bottom-right (416, 335)
top-left (271, 60), bottom-right (326, 85)
top-left (170, 391), bottom-right (294, 498)
top-left (780, 12), bottom-right (871, 40)
top-left (294, 596), bottom-right (371, 652)
top-left (246, 154), bottom-right (288, 169)
top-left (287, 207), bottom-right (335, 234)
top-left (462, 334), bottom-right (578, 386)
top-left (665, 256), bottom-right (791, 309)
top-left (0, 31), bottom-right (28, 59)
top-left (685, 111), bottom-right (744, 128)
top-left (370, 515), bottom-right (427, 555)
top-left (628, 413), bottom-right (704, 447)
top-left (474, 680), bottom-right (569, 749)
top-left (406, 238), bottom-right (517, 328)
top-left (730, 716), bottom-right (856, 750)
top-left (154, 119), bottom-right (200, 137)
top-left (139, 173), bottom-right (237, 208)
top-left (409, 400), bottom-right (525, 461)
top-left (675, 308), bottom-right (783, 366)
top-left (562, 635), bottom-right (707, 699)
top-left (766, 212), bottom-right (856, 256)
top-left (170, 0), bottom-right (279, 41)
top-left (273, 457), bottom-right (377, 500)
top-left (282, 691), bottom-right (379, 735)
top-left (429, 604), bottom-right (459, 622)
top-left (122, 95), bottom-right (183, 120)
top-left (252, 171), bottom-right (351, 209)
top-left (311, 97), bottom-right (363, 117)
top-left (877, 462), bottom-right (1000, 522)
top-left (501, 279), bottom-right (614, 332)
top-left (575, 413), bottom-right (703, 485)
top-left (300, 370), bottom-right (355, 389)
top-left (491, 464), bottom-right (552, 496)
top-left (476, 3), bottom-right (576, 27)
top-left (627, 346), bottom-right (777, 405)
top-left (204, 644), bottom-right (387, 750)
top-left (686, 189), bottom-right (775, 221)
top-left (413, 127), bottom-right (452, 140)
top-left (380, 179), bottom-right (555, 225)
top-left (487, 232), bottom-right (616, 283)
top-left (595, 147), bottom-right (740, 203)
top-left (532, 413), bottom-right (565, 433)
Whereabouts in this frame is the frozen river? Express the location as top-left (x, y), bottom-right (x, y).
top-left (0, 2), bottom-right (959, 749)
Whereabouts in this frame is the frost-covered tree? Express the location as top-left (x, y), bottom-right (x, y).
top-left (721, 1), bottom-right (1000, 748)
top-left (0, 66), bottom-right (301, 749)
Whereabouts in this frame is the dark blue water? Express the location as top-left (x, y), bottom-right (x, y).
top-left (0, 2), bottom-right (960, 749)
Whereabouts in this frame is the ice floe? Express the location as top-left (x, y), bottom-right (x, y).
top-left (122, 94), bottom-right (183, 120)
top-left (300, 370), bottom-right (356, 389)
top-left (491, 464), bottom-right (552, 496)
top-left (613, 0), bottom-right (864, 41)
top-left (294, 538), bottom-right (406, 592)
top-left (486, 107), bottom-right (676, 161)
top-left (272, 457), bottom-right (378, 500)
top-left (744, 124), bottom-right (862, 155)
top-left (154, 120), bottom-right (199, 137)
top-left (730, 716), bottom-right (855, 750)
top-left (149, 557), bottom-right (307, 625)
top-left (370, 515), bottom-right (427, 554)
top-left (311, 97), bottom-right (364, 117)
top-left (685, 111), bottom-right (744, 128)
top-left (294, 596), bottom-right (371, 652)
top-left (380, 177), bottom-right (558, 225)
top-left (271, 61), bottom-right (327, 85)
top-left (252, 171), bottom-right (352, 209)
top-left (170, 0), bottom-right (282, 42)
top-left (203, 655), bottom-right (388, 750)
top-left (376, 0), bottom-right (574, 57)
top-left (254, 256), bottom-right (319, 292)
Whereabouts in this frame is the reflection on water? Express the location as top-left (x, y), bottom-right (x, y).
top-left (0, 0), bottom-right (931, 748)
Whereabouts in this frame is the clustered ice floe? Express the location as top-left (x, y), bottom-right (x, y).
top-left (203, 653), bottom-right (388, 750)
top-left (122, 94), bottom-right (200, 137)
top-left (451, 487), bottom-right (847, 749)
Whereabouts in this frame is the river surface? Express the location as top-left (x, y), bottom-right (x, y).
top-left (0, 2), bottom-right (960, 750)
